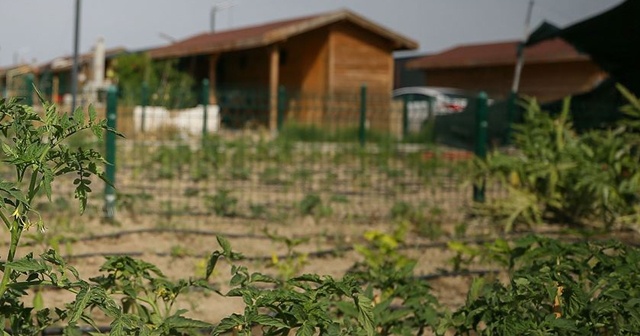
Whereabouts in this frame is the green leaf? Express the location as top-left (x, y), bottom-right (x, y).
top-left (205, 251), bottom-right (220, 280)
top-left (292, 273), bottom-right (323, 283)
top-left (68, 286), bottom-right (93, 324)
top-left (547, 316), bottom-right (578, 331)
top-left (253, 314), bottom-right (289, 329)
top-left (354, 294), bottom-right (375, 336)
top-left (617, 84), bottom-right (640, 113)
top-left (162, 314), bottom-right (213, 330)
top-left (62, 326), bottom-right (82, 336)
top-left (603, 289), bottom-right (627, 300)
top-left (41, 248), bottom-right (65, 266)
top-left (89, 105), bottom-right (97, 123)
top-left (212, 314), bottom-right (244, 335)
top-left (0, 181), bottom-right (28, 207)
top-left (467, 277), bottom-right (486, 301)
top-left (513, 277), bottom-right (530, 288)
top-left (296, 322), bottom-right (315, 336)
top-left (250, 272), bottom-right (278, 283)
top-left (73, 107), bottom-right (85, 126)
top-left (6, 258), bottom-right (47, 272)
top-left (33, 290), bottom-right (44, 311)
top-left (109, 314), bottom-right (140, 336)
top-left (217, 235), bottom-right (232, 256)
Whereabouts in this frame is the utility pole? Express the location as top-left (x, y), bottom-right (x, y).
top-left (511, 0), bottom-right (535, 94)
top-left (71, 0), bottom-right (81, 112)
top-left (506, 0), bottom-right (534, 144)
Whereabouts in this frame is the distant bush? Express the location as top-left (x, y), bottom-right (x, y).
top-left (474, 85), bottom-right (640, 231)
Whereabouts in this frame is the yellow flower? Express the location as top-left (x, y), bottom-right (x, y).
top-left (11, 207), bottom-right (20, 218)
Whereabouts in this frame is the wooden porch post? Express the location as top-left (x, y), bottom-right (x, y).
top-left (208, 53), bottom-right (219, 104)
top-left (269, 45), bottom-right (280, 133)
top-left (52, 76), bottom-right (60, 104)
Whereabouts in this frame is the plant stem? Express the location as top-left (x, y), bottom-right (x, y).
top-left (27, 169), bottom-right (40, 203)
top-left (0, 218), bottom-right (22, 297)
top-left (0, 211), bottom-right (11, 230)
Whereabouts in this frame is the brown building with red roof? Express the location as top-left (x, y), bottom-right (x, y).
top-left (147, 9), bottom-right (417, 131)
top-left (406, 38), bottom-right (606, 103)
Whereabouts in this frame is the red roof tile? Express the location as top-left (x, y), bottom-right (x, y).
top-left (407, 38), bottom-right (588, 69)
top-left (148, 9), bottom-right (418, 59)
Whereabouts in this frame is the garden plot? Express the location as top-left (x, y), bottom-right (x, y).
top-left (7, 87), bottom-right (640, 334)
top-left (2, 136), bottom-right (485, 327)
top-left (111, 138), bottom-right (475, 219)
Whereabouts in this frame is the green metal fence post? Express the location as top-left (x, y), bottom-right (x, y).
top-left (473, 91), bottom-right (488, 202)
top-left (140, 81), bottom-right (149, 132)
top-left (427, 96), bottom-right (436, 143)
top-left (359, 85), bottom-right (367, 147)
top-left (25, 73), bottom-right (34, 107)
top-left (402, 95), bottom-right (409, 138)
top-left (505, 91), bottom-right (518, 145)
top-left (277, 86), bottom-right (286, 131)
top-left (104, 85), bottom-right (118, 220)
top-left (202, 79), bottom-right (210, 139)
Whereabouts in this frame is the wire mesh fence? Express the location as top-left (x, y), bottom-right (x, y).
top-left (111, 83), bottom-right (481, 222)
top-left (10, 81), bottom-right (599, 223)
top-left (112, 136), bottom-right (477, 221)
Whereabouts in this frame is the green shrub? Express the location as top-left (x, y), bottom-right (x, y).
top-left (475, 88), bottom-right (640, 231)
top-left (298, 193), bottom-right (332, 217)
top-left (441, 235), bottom-right (640, 335)
top-left (0, 95), bottom-right (124, 332)
top-left (207, 188), bottom-right (238, 217)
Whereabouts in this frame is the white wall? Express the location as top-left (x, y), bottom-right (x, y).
top-left (133, 105), bottom-right (220, 135)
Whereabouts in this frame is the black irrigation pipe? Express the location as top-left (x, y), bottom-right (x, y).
top-left (55, 227), bottom-right (640, 266)
top-left (61, 235), bottom-right (640, 264)
top-left (16, 225), bottom-right (638, 249)
top-left (62, 246), bottom-right (353, 262)
top-left (5, 227), bottom-right (639, 263)
top-left (17, 228), bottom-right (271, 247)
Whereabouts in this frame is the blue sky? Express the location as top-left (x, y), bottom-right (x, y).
top-left (0, 0), bottom-right (624, 67)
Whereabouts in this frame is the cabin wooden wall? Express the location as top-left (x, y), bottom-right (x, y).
top-left (329, 21), bottom-right (393, 94)
top-left (324, 22), bottom-right (395, 134)
top-left (424, 60), bottom-right (605, 103)
top-left (279, 28), bottom-right (329, 93)
top-left (279, 27), bottom-right (329, 124)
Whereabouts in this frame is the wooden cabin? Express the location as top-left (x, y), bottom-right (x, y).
top-left (406, 39), bottom-right (606, 103)
top-left (148, 9), bottom-right (418, 132)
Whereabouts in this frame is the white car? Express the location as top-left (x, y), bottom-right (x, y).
top-left (392, 87), bottom-right (471, 133)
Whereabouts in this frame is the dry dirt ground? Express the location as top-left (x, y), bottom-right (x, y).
top-left (7, 200), bottom-right (480, 327)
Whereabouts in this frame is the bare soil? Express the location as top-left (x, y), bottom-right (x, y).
top-left (7, 199), bottom-right (480, 326)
